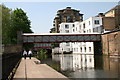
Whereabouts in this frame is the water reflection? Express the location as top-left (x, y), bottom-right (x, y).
top-left (52, 54), bottom-right (94, 71)
top-left (52, 54), bottom-right (120, 78)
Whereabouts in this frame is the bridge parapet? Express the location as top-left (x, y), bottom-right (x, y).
top-left (22, 33), bottom-right (101, 43)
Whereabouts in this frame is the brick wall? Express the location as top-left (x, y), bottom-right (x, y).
top-left (102, 17), bottom-right (115, 30)
top-left (4, 45), bottom-right (22, 53)
top-left (102, 30), bottom-right (120, 56)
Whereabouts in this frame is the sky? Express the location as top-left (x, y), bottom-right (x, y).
top-left (3, 2), bottom-right (118, 33)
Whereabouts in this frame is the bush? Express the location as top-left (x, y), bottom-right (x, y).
top-left (36, 49), bottom-right (48, 60)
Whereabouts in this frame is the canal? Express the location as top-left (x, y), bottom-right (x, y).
top-left (41, 54), bottom-right (120, 79)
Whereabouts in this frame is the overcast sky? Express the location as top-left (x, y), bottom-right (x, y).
top-left (3, 2), bottom-right (118, 33)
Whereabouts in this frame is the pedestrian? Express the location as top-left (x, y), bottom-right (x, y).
top-left (23, 50), bottom-right (27, 59)
top-left (28, 49), bottom-right (32, 59)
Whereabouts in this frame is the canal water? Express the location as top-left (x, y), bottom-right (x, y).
top-left (42, 54), bottom-right (120, 79)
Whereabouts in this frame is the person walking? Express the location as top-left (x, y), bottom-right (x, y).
top-left (23, 50), bottom-right (27, 59)
top-left (28, 50), bottom-right (32, 59)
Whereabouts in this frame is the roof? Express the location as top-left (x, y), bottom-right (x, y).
top-left (104, 5), bottom-right (120, 14)
top-left (23, 33), bottom-right (101, 36)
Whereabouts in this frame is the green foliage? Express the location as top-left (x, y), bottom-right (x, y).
top-left (49, 28), bottom-right (56, 33)
top-left (2, 4), bottom-right (33, 45)
top-left (23, 43), bottom-right (34, 50)
top-left (36, 49), bottom-right (48, 60)
top-left (51, 43), bottom-right (59, 48)
top-left (2, 4), bottom-right (12, 44)
top-left (10, 8), bottom-right (33, 44)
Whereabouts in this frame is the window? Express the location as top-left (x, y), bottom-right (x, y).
top-left (84, 47), bottom-right (86, 52)
top-left (76, 13), bottom-right (80, 16)
top-left (83, 23), bottom-right (85, 29)
top-left (89, 47), bottom-right (91, 52)
top-left (79, 25), bottom-right (81, 29)
top-left (65, 30), bottom-right (69, 33)
top-left (76, 27), bottom-right (77, 31)
top-left (94, 20), bottom-right (99, 24)
top-left (65, 25), bottom-right (69, 28)
top-left (67, 16), bottom-right (70, 20)
top-left (73, 29), bottom-right (75, 32)
top-left (89, 29), bottom-right (91, 33)
top-left (93, 27), bottom-right (98, 32)
top-left (89, 58), bottom-right (92, 62)
top-left (77, 48), bottom-right (78, 52)
top-left (96, 27), bottom-right (98, 32)
top-left (80, 16), bottom-right (83, 21)
top-left (68, 48), bottom-right (70, 51)
top-left (87, 30), bottom-right (89, 33)
top-left (80, 47), bottom-right (82, 52)
top-left (89, 21), bottom-right (90, 25)
top-left (93, 28), bottom-right (95, 32)
top-left (73, 24), bottom-right (75, 27)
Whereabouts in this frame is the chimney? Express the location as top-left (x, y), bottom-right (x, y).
top-left (98, 13), bottom-right (105, 17)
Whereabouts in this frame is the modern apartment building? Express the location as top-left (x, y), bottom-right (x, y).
top-left (59, 17), bottom-right (102, 54)
top-left (72, 17), bottom-right (102, 54)
top-left (59, 23), bottom-right (74, 53)
top-left (52, 5), bottom-right (120, 55)
top-left (53, 7), bottom-right (83, 33)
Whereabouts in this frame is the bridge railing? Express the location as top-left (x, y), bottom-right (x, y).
top-left (2, 52), bottom-right (22, 80)
top-left (22, 33), bottom-right (101, 43)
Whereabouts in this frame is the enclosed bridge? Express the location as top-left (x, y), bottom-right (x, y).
top-left (21, 33), bottom-right (102, 55)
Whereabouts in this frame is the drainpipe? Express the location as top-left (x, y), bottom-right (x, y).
top-left (107, 35), bottom-right (109, 56)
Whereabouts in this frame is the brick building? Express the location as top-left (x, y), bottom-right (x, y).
top-left (104, 5), bottom-right (120, 29)
top-left (97, 5), bottom-right (120, 32)
top-left (101, 5), bottom-right (120, 57)
top-left (102, 30), bottom-right (120, 57)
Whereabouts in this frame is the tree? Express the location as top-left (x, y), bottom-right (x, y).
top-left (1, 4), bottom-right (12, 44)
top-left (49, 28), bottom-right (56, 33)
top-left (2, 5), bottom-right (33, 49)
top-left (10, 8), bottom-right (33, 44)
top-left (36, 49), bottom-right (48, 60)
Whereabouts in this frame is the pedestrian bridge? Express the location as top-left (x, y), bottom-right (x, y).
top-left (22, 33), bottom-right (101, 49)
top-left (23, 33), bottom-right (101, 43)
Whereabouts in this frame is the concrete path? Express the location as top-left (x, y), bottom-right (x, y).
top-left (13, 57), bottom-right (68, 80)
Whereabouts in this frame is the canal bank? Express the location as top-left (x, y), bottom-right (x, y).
top-left (13, 57), bottom-right (68, 80)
